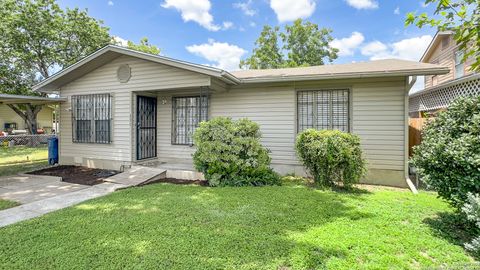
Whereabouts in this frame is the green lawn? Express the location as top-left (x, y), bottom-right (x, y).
top-left (0, 146), bottom-right (48, 164)
top-left (0, 146), bottom-right (49, 176)
top-left (0, 184), bottom-right (476, 269)
top-left (0, 199), bottom-right (19, 210)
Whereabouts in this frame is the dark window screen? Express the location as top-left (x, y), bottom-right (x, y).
top-left (297, 89), bottom-right (349, 133)
top-left (72, 94), bottom-right (112, 143)
top-left (172, 96), bottom-right (208, 145)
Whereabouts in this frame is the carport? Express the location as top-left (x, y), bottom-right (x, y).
top-left (0, 93), bottom-right (66, 134)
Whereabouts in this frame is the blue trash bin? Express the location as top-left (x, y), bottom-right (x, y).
top-left (48, 137), bottom-right (59, 165)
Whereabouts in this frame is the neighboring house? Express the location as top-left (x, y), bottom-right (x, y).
top-left (0, 97), bottom-right (56, 134)
top-left (33, 45), bottom-right (447, 187)
top-left (410, 31), bottom-right (480, 116)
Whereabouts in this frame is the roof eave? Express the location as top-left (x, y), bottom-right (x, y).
top-left (237, 68), bottom-right (450, 84)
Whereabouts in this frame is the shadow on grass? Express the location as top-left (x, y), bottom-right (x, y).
top-left (0, 184), bottom-right (374, 269)
top-left (424, 211), bottom-right (479, 259)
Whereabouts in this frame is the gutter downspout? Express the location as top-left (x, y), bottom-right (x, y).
top-left (405, 76), bottom-right (418, 194)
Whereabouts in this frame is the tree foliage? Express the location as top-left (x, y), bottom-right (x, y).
top-left (126, 37), bottom-right (161, 55)
top-left (240, 19), bottom-right (338, 69)
top-left (411, 96), bottom-right (480, 209)
top-left (239, 26), bottom-right (283, 69)
top-left (406, 0), bottom-right (479, 71)
top-left (0, 0), bottom-right (111, 133)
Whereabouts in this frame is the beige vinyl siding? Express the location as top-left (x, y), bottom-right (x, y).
top-left (0, 104), bottom-right (53, 130)
top-left (211, 86), bottom-right (296, 165)
top-left (58, 55), bottom-right (210, 165)
top-left (156, 78), bottom-right (406, 172)
top-left (424, 35), bottom-right (474, 88)
top-left (352, 79), bottom-right (406, 171)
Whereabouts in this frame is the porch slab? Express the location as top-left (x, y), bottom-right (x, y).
top-left (103, 166), bottom-right (166, 186)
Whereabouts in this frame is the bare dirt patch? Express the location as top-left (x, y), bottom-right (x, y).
top-left (28, 165), bottom-right (120, 186)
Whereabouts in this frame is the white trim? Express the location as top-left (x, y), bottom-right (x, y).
top-left (0, 94), bottom-right (66, 104)
top-left (420, 31), bottom-right (454, 62)
top-left (409, 73), bottom-right (480, 98)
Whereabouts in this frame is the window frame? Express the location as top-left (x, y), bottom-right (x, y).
top-left (296, 88), bottom-right (351, 134)
top-left (171, 95), bottom-right (209, 145)
top-left (454, 50), bottom-right (465, 79)
top-left (71, 93), bottom-right (113, 144)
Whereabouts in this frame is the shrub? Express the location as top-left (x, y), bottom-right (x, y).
top-left (462, 193), bottom-right (480, 254)
top-left (411, 96), bottom-right (480, 209)
top-left (295, 129), bottom-right (367, 187)
top-left (192, 117), bottom-right (280, 187)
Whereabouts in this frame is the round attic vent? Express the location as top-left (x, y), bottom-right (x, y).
top-left (117, 64), bottom-right (131, 83)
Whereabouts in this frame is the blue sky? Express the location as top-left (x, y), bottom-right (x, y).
top-left (58, 0), bottom-right (437, 89)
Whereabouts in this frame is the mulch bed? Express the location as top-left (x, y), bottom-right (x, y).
top-left (146, 178), bottom-right (209, 186)
top-left (28, 165), bottom-right (120, 186)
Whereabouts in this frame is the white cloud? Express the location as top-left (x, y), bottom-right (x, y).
top-left (420, 1), bottom-right (429, 8)
top-left (249, 21), bottom-right (256, 27)
top-left (331, 32), bottom-right (365, 56)
top-left (113, 36), bottom-right (128, 46)
top-left (394, 7), bottom-right (400, 15)
top-left (361, 35), bottom-right (433, 61)
top-left (161, 0), bottom-right (220, 31)
top-left (270, 0), bottom-right (316, 22)
top-left (186, 39), bottom-right (247, 71)
top-left (345, 0), bottom-right (378, 10)
top-left (233, 0), bottom-right (256, 16)
top-left (361, 41), bottom-right (388, 56)
top-left (222, 21), bottom-right (234, 30)
top-left (108, 0), bottom-right (114, 6)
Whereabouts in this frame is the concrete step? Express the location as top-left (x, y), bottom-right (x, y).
top-left (104, 166), bottom-right (166, 187)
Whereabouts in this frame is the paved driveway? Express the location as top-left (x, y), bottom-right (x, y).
top-left (0, 166), bottom-right (166, 227)
top-left (0, 174), bottom-right (89, 204)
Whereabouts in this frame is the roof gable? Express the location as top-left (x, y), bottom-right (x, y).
top-left (33, 45), bottom-right (239, 92)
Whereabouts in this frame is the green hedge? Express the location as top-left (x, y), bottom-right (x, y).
top-left (412, 96), bottom-right (480, 209)
top-left (296, 129), bottom-right (367, 188)
top-left (192, 117), bottom-right (280, 187)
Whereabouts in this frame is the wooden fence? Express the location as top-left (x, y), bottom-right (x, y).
top-left (408, 118), bottom-right (433, 157)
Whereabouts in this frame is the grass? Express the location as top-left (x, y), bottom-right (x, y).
top-left (0, 146), bottom-right (49, 176)
top-left (0, 199), bottom-right (19, 210)
top-left (0, 146), bottom-right (48, 164)
top-left (0, 184), bottom-right (476, 269)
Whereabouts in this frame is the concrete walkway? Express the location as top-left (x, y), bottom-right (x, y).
top-left (0, 166), bottom-right (166, 228)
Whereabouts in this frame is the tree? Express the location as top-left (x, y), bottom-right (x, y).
top-left (406, 0), bottom-right (479, 71)
top-left (281, 19), bottom-right (338, 67)
top-left (0, 0), bottom-right (111, 134)
top-left (239, 26), bottom-right (283, 69)
top-left (240, 19), bottom-right (338, 69)
top-left (126, 37), bottom-right (161, 55)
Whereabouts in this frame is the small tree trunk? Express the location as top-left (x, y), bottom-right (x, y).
top-left (7, 104), bottom-right (43, 134)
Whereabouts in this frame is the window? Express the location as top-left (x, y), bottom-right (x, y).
top-left (172, 96), bottom-right (208, 145)
top-left (72, 94), bottom-right (112, 143)
top-left (455, 51), bottom-right (465, 78)
top-left (297, 89), bottom-right (349, 133)
top-left (441, 37), bottom-right (450, 50)
top-left (432, 75), bottom-right (438, 86)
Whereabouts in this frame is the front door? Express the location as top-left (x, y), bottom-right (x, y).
top-left (136, 96), bottom-right (157, 160)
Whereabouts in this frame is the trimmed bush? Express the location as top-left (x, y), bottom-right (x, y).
top-left (411, 96), bottom-right (480, 209)
top-left (462, 193), bottom-right (480, 254)
top-left (192, 117), bottom-right (280, 187)
top-left (295, 129), bottom-right (367, 187)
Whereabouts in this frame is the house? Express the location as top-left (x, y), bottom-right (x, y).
top-left (0, 94), bottom-right (58, 134)
top-left (409, 31), bottom-right (479, 116)
top-left (33, 45), bottom-right (448, 187)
